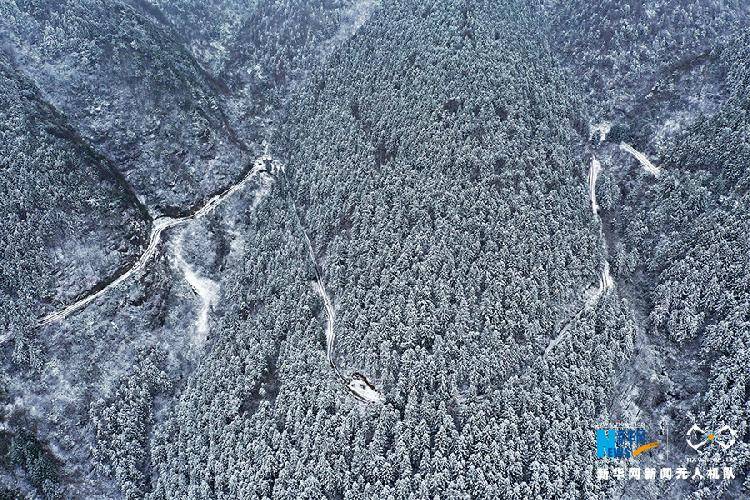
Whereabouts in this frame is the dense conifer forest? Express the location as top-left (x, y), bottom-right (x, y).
top-left (0, 0), bottom-right (748, 498)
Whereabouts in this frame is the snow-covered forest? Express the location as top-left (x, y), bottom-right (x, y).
top-left (0, 0), bottom-right (748, 498)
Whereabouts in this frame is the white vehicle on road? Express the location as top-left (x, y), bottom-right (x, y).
top-left (348, 372), bottom-right (384, 403)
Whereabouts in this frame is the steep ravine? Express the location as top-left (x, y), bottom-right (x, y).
top-left (589, 124), bottom-right (698, 498)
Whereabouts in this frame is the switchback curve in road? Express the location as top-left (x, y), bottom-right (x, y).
top-left (39, 153), bottom-right (273, 326)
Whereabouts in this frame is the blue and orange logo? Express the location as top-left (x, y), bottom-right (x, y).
top-left (596, 427), bottom-right (659, 459)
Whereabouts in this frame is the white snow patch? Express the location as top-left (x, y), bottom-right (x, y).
top-left (324, 0), bottom-right (380, 55)
top-left (227, 228), bottom-right (246, 257)
top-left (348, 377), bottom-right (384, 403)
top-left (173, 233), bottom-right (219, 345)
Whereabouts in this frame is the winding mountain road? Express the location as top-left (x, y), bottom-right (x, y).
top-left (544, 155), bottom-right (615, 357)
top-left (588, 154), bottom-right (615, 304)
top-left (39, 153), bottom-right (273, 327)
top-left (284, 173), bottom-right (383, 403)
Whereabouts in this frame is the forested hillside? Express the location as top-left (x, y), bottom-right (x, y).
top-left (545, 0), bottom-right (750, 153)
top-left (1, 0), bottom-right (252, 214)
top-left (1, 0), bottom-right (749, 498)
top-left (0, 51), bottom-right (148, 365)
top-left (1, 0), bottom-right (375, 497)
top-left (543, 2), bottom-right (750, 496)
top-left (0, 49), bottom-right (147, 498)
top-left (149, 0), bottom-right (633, 497)
top-left (144, 0), bottom-right (367, 157)
top-left (544, 0), bottom-right (749, 111)
top-left (602, 26), bottom-right (750, 498)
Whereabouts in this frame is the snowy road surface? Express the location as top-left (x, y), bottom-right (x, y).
top-left (598, 261), bottom-right (614, 292)
top-left (39, 153), bottom-right (273, 326)
top-left (39, 216), bottom-right (179, 326)
top-left (312, 280), bottom-right (344, 380)
top-left (620, 143), bottom-right (661, 177)
top-left (588, 156), bottom-right (602, 214)
top-left (292, 195), bottom-right (345, 379)
top-left (585, 261), bottom-right (614, 309)
top-left (544, 154), bottom-right (615, 357)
